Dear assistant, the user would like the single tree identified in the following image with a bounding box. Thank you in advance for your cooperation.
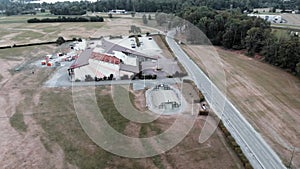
[131,12,135,17]
[142,14,148,24]
[56,36,65,45]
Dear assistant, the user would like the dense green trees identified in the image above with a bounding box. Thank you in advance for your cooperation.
[27,16,104,23]
[142,14,148,24]
[2,0,299,16]
[49,1,88,15]
[178,6,300,76]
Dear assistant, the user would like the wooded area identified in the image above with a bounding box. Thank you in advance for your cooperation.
[173,6,300,76]
[1,0,299,15]
[27,16,104,23]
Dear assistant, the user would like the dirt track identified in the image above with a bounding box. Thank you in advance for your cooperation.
[183,45,300,167]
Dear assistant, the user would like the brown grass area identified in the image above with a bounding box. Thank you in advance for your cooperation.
[0,56,242,169]
[0,16,243,169]
[184,45,300,167]
[281,14,300,26]
[153,35,174,59]
[0,22,104,46]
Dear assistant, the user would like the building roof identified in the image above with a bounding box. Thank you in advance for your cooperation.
[122,50,158,60]
[120,64,139,73]
[69,48,92,69]
[91,52,120,65]
[102,39,158,60]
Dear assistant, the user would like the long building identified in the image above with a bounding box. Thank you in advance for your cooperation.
[68,37,160,82]
[68,49,137,81]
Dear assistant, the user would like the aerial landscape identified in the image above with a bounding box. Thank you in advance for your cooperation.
[0,0,300,169]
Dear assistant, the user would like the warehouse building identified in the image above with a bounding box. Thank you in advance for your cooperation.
[68,49,136,81]
[68,37,161,81]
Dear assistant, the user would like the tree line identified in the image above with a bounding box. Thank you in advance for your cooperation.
[1,0,299,16]
[174,6,300,76]
[27,16,104,23]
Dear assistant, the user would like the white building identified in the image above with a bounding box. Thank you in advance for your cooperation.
[109,9,127,14]
[68,49,138,81]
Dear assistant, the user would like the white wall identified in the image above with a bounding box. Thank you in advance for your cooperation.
[74,59,133,81]
[114,51,138,66]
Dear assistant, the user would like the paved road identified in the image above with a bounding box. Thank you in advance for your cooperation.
[166,31,286,169]
[45,65,182,88]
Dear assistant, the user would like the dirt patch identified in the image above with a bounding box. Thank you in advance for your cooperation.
[130,89,147,111]
[281,14,300,26]
[0,42,76,169]
[153,35,174,59]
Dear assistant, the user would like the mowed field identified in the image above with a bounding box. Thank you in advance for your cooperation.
[281,14,300,26]
[0,15,105,46]
[0,16,242,168]
[183,45,300,167]
[0,14,154,47]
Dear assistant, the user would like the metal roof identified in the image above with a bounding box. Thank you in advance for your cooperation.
[120,64,139,73]
[102,39,158,60]
[69,48,92,69]
[91,52,120,65]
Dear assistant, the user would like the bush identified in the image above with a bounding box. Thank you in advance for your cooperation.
[56,36,65,45]
[85,75,94,81]
[121,75,129,80]
[199,111,209,116]
[27,16,104,23]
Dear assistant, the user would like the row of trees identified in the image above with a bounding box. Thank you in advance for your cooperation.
[27,16,104,23]
[49,1,88,15]
[175,6,300,75]
[1,0,299,16]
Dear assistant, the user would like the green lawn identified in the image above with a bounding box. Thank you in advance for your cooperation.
[272,28,290,40]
